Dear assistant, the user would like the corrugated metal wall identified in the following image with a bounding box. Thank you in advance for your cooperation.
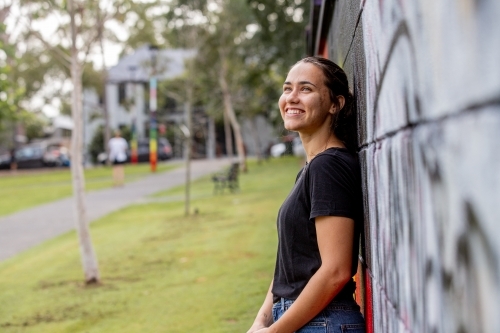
[322,1,500,332]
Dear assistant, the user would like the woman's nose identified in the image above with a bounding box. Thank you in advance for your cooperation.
[286,89,299,103]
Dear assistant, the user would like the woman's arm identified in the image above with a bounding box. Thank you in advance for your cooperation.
[247,280,275,333]
[256,216,355,333]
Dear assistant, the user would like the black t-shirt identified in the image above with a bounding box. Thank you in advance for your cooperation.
[272,148,363,302]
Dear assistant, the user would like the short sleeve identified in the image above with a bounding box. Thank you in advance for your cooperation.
[308,153,359,220]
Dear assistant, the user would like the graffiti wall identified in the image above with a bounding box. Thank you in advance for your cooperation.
[324,0,500,332]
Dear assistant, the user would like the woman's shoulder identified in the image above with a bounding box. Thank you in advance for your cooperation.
[310,147,358,167]
[307,148,361,187]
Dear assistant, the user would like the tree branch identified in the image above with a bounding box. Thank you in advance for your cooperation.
[21,11,72,68]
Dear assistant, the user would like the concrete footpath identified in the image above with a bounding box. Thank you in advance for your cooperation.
[0,158,231,262]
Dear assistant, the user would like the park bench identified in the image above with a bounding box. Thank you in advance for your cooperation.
[212,162,239,194]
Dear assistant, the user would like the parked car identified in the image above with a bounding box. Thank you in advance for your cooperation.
[270,137,305,158]
[43,144,70,167]
[14,144,46,169]
[270,142,287,157]
[292,137,306,157]
[12,143,70,169]
[137,138,173,162]
[0,152,11,170]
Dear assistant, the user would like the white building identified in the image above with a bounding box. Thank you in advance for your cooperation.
[83,44,277,161]
[105,45,196,140]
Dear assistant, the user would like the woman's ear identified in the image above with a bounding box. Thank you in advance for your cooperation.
[337,95,346,111]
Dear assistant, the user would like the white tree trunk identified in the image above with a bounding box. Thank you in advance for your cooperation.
[184,84,193,216]
[223,108,233,157]
[99,29,111,166]
[249,117,263,162]
[218,56,247,171]
[69,0,100,284]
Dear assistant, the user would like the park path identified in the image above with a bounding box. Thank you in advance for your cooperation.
[0,158,231,261]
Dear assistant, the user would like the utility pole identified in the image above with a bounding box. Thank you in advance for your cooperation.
[149,45,159,172]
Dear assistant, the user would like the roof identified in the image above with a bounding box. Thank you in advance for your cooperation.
[107,45,197,84]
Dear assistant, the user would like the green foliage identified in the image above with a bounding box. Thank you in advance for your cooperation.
[246,0,309,73]
[82,62,105,102]
[155,0,308,125]
[0,157,301,332]
[0,65,17,128]
[120,2,166,56]
[88,125,105,163]
[11,0,139,116]
[118,124,132,142]
[21,112,49,142]
[0,23,24,132]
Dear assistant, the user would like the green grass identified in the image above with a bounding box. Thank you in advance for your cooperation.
[0,157,303,333]
[0,162,180,217]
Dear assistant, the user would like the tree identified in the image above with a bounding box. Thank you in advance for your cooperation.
[163,0,309,169]
[162,2,203,215]
[1,7,53,154]
[162,0,254,171]
[0,39,18,130]
[12,0,136,284]
[246,0,309,74]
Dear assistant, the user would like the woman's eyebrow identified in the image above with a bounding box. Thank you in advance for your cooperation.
[283,80,317,87]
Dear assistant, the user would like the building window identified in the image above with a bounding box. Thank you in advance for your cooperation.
[118,83,126,104]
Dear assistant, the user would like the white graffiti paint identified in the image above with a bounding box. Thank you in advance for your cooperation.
[330,0,500,332]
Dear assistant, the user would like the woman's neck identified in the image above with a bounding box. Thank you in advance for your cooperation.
[301,132,345,163]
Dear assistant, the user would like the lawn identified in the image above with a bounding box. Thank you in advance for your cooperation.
[0,157,303,333]
[0,162,180,217]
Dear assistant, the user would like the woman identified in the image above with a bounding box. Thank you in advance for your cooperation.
[247,57,365,333]
[108,130,128,186]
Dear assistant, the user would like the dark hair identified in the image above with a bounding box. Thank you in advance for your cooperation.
[295,56,357,152]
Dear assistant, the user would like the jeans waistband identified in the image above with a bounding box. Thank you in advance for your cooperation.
[274,296,358,312]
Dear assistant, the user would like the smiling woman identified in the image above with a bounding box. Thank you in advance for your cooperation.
[247,57,365,333]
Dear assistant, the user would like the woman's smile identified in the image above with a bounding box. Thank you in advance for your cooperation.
[285,108,305,115]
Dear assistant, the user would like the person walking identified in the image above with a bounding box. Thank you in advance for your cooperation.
[108,130,128,187]
[247,57,365,333]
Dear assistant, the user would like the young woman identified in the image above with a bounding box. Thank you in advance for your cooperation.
[247,57,365,333]
[108,130,128,186]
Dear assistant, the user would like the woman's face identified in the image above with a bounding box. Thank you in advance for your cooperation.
[279,62,334,136]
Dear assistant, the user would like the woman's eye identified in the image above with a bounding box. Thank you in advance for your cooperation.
[283,87,292,92]
[301,86,311,91]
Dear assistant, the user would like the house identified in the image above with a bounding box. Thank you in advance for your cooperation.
[105,45,197,141]
[86,44,276,162]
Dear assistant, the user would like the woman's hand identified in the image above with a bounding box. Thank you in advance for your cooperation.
[247,280,275,333]
[253,328,271,333]
[246,323,267,333]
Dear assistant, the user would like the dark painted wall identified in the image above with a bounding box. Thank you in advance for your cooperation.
[324,1,500,332]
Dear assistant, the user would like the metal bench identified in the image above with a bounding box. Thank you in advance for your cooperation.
[212,162,239,194]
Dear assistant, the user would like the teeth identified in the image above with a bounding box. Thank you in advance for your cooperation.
[287,109,302,114]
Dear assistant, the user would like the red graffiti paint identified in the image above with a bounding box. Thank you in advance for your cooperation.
[365,269,374,333]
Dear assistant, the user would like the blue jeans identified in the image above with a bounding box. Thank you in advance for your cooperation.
[272,298,365,333]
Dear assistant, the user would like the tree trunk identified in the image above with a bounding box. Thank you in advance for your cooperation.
[218,55,247,172]
[249,116,263,163]
[69,0,100,284]
[223,108,233,157]
[184,84,193,216]
[206,116,215,159]
[98,26,111,166]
